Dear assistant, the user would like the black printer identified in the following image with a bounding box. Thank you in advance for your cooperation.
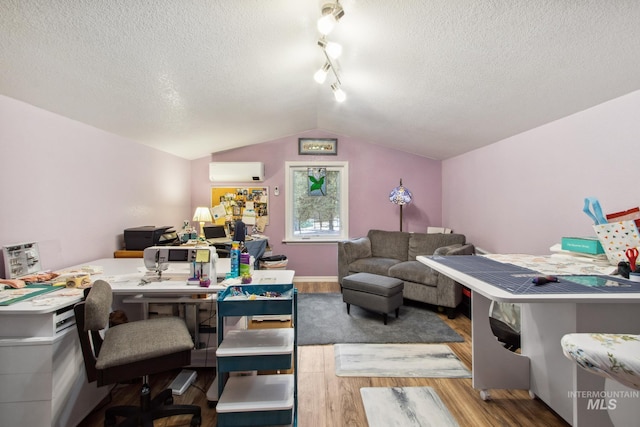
[124,226,176,250]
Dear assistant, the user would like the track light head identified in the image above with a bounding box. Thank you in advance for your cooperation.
[317,38,342,59]
[317,2,344,35]
[314,62,331,84]
[333,5,345,21]
[331,83,346,102]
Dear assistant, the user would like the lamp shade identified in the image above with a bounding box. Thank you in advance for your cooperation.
[389,179,412,232]
[193,207,213,238]
[389,180,413,205]
[192,207,213,223]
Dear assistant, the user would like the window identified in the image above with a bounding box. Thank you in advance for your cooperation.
[285,161,349,242]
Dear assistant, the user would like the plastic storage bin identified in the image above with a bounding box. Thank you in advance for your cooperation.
[259,255,288,270]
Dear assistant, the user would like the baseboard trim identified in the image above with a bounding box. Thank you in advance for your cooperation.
[293,276,338,283]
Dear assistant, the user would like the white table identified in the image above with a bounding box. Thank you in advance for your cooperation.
[74,257,294,359]
[418,255,640,427]
[0,256,294,426]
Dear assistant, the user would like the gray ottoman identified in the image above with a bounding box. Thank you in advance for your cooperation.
[342,273,404,325]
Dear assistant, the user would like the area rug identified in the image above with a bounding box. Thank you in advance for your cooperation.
[361,387,460,427]
[296,293,463,345]
[334,343,471,378]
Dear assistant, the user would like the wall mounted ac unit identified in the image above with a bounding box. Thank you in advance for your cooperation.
[209,162,264,182]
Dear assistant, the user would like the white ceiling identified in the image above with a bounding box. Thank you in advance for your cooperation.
[2,0,640,160]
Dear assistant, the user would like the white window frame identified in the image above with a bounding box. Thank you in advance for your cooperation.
[284,161,349,243]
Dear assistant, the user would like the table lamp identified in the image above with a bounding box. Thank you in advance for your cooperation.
[389,179,413,231]
[192,207,213,238]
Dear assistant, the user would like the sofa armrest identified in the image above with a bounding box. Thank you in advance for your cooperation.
[447,243,475,256]
[434,243,475,256]
[337,237,372,284]
[433,243,474,309]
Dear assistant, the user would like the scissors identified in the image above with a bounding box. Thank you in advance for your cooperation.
[626,248,638,271]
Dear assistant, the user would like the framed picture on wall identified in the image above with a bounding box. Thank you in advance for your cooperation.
[298,138,338,155]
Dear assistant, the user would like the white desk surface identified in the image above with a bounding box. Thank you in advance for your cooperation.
[0,257,295,314]
[420,253,640,427]
[417,255,640,303]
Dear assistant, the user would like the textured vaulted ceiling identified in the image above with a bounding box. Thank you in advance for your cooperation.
[2,0,640,160]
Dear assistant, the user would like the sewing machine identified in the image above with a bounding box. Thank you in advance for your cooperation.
[143,246,218,286]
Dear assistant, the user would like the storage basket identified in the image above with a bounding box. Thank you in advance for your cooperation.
[259,255,288,270]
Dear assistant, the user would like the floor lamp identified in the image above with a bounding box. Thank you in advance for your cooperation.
[389,179,413,232]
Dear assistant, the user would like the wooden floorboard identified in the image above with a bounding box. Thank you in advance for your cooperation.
[77,281,569,427]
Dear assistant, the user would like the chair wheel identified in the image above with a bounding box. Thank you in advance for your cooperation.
[191,415,202,426]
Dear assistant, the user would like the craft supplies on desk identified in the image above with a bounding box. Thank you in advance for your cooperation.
[2,241,42,279]
[230,241,240,278]
[560,236,604,255]
[626,247,638,271]
[0,284,60,306]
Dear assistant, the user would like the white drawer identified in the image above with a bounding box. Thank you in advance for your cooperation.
[0,341,52,375]
[0,401,51,427]
[0,372,53,402]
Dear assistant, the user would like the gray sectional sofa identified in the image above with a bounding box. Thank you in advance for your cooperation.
[337,229,475,317]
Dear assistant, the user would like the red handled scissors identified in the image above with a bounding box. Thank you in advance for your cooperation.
[626,248,638,271]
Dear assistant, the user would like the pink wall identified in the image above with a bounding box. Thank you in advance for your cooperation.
[5,86,637,276]
[191,131,443,277]
[442,90,639,254]
[4,87,636,277]
[0,95,192,274]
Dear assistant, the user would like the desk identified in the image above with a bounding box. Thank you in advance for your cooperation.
[0,257,294,427]
[95,257,294,366]
[418,255,640,427]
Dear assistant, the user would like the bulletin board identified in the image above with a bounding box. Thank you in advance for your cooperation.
[211,187,269,232]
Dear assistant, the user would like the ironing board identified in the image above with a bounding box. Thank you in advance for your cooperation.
[561,333,640,390]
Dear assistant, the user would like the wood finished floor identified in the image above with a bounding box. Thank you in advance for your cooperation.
[77,281,569,427]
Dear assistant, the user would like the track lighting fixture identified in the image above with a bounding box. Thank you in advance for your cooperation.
[314,1,347,102]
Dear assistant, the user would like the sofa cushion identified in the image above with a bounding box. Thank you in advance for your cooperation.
[350,257,401,276]
[368,230,410,261]
[388,260,438,287]
[408,233,466,260]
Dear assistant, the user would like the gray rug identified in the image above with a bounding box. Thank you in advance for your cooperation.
[296,293,463,345]
[334,343,471,378]
[361,387,460,427]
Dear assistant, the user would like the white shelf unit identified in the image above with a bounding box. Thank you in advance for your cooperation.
[215,285,297,427]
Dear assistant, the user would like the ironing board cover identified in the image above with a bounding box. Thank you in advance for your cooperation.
[561,333,640,390]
